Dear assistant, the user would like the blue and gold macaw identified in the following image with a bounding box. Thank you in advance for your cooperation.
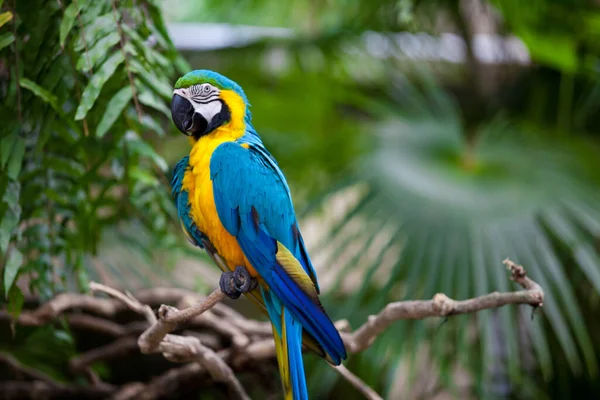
[169,70,347,399]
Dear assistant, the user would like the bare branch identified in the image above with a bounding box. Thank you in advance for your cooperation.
[0,381,115,399]
[162,288,226,324]
[331,364,383,400]
[90,281,156,323]
[69,336,139,373]
[344,259,544,353]
[3,259,544,400]
[0,353,117,398]
[65,313,129,337]
[29,292,120,321]
[110,363,202,400]
[93,285,249,400]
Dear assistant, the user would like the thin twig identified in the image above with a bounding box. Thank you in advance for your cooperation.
[90,281,156,323]
[331,364,383,400]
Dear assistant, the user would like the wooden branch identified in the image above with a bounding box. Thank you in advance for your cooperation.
[331,364,383,400]
[0,381,115,399]
[3,259,544,400]
[90,284,249,400]
[161,288,226,324]
[65,313,129,337]
[0,353,117,399]
[29,293,120,321]
[343,259,544,353]
[110,363,204,400]
[69,336,140,373]
[89,282,156,323]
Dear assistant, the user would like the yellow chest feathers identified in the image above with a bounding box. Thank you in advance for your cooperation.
[181,131,249,270]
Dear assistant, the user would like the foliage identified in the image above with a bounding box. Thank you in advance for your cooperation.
[319,81,600,397]
[2,0,600,398]
[168,1,600,398]
[0,0,190,319]
[164,0,416,33]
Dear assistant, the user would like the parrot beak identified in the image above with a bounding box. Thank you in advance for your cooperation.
[171,94,208,136]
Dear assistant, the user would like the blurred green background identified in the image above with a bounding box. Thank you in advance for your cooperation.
[2,0,600,398]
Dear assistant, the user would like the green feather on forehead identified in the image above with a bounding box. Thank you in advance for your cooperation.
[174,70,248,105]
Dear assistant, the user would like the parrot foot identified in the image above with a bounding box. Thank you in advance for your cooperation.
[233,266,258,292]
[219,266,257,299]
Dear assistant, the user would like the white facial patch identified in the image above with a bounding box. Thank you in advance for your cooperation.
[173,84,222,124]
[192,100,222,124]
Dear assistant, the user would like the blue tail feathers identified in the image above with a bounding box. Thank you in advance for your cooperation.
[285,309,308,400]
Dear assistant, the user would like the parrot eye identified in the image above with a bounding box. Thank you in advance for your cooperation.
[189,83,219,103]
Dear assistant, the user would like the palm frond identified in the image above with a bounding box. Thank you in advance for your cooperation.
[310,80,600,396]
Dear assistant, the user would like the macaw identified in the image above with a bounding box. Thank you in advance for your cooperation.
[169,70,347,400]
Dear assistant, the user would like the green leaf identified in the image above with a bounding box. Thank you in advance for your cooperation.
[7,284,24,320]
[76,32,120,72]
[0,32,15,51]
[6,137,25,180]
[138,88,170,117]
[59,2,81,48]
[74,13,115,51]
[129,59,172,99]
[0,11,12,29]
[140,114,165,136]
[0,134,16,168]
[4,247,23,295]
[0,181,20,255]
[75,52,124,120]
[96,86,133,138]
[518,31,578,73]
[129,165,159,186]
[20,78,83,134]
[42,155,85,177]
[20,78,61,112]
[125,132,168,171]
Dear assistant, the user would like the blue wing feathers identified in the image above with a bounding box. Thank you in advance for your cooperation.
[171,156,189,198]
[172,156,207,248]
[210,141,346,364]
[237,227,345,364]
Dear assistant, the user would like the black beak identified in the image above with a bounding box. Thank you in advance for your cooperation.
[171,94,208,136]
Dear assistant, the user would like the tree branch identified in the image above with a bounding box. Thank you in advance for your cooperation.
[343,259,544,353]
[90,284,249,400]
[4,259,544,400]
[331,364,383,400]
[69,336,140,373]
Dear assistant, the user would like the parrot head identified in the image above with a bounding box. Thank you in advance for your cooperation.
[170,70,250,139]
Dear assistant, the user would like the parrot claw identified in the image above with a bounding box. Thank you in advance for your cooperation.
[219,271,241,299]
[233,266,258,292]
[219,266,257,299]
